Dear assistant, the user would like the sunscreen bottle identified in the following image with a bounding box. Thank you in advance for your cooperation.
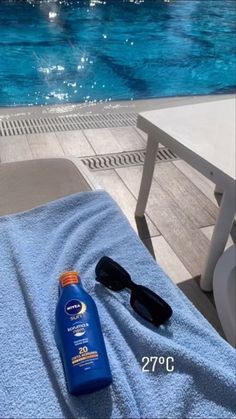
[55,271,112,395]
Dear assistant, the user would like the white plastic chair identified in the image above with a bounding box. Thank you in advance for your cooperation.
[213,244,236,348]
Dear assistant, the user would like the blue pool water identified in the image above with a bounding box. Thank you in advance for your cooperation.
[0,0,235,107]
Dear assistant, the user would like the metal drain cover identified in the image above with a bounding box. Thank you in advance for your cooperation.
[0,112,137,137]
[80,147,178,171]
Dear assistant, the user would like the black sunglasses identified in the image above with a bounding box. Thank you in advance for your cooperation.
[95,256,172,327]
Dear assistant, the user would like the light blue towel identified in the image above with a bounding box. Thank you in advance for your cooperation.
[0,191,235,419]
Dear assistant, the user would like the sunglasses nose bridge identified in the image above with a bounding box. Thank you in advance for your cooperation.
[128,280,137,291]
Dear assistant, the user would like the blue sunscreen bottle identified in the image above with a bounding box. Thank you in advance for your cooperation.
[55,271,112,395]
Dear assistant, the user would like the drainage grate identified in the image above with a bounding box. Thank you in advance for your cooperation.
[80,148,178,171]
[0,112,137,137]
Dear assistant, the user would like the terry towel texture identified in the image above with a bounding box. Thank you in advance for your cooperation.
[0,191,235,419]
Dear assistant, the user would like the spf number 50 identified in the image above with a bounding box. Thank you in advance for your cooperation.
[142,356,174,372]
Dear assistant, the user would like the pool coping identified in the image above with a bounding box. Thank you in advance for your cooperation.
[0,94,233,122]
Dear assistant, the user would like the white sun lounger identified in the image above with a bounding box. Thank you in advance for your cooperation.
[0,156,236,419]
[0,157,97,216]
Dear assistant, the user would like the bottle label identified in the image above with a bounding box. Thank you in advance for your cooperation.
[65,299,101,371]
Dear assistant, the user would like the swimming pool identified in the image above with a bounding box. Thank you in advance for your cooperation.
[0,0,235,107]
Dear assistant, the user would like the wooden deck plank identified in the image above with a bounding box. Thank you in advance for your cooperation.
[201,225,234,249]
[177,277,225,337]
[83,128,123,154]
[144,235,224,336]
[116,165,210,276]
[92,169,160,239]
[144,235,191,283]
[55,130,95,157]
[153,162,218,227]
[173,160,217,205]
[27,133,64,158]
[134,126,147,142]
[109,127,146,151]
[0,135,33,163]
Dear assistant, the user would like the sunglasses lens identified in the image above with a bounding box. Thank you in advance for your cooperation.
[95,256,131,291]
[131,297,153,322]
[131,285,172,326]
[96,270,125,291]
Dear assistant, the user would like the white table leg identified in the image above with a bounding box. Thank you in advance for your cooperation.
[135,134,159,217]
[200,188,235,292]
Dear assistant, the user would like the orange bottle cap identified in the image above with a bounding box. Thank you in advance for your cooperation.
[60,271,79,287]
